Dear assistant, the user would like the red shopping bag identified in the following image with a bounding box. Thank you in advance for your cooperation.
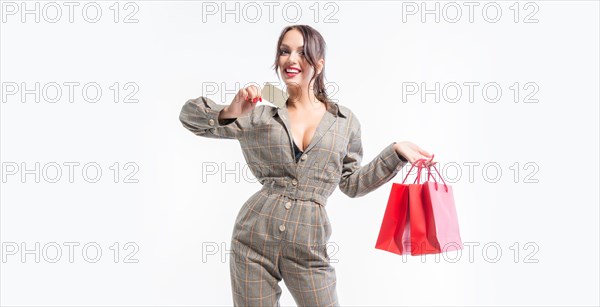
[375,157,463,256]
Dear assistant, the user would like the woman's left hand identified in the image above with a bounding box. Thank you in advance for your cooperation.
[394,141,435,167]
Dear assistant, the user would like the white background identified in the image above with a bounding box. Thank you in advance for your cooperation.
[1,1,599,306]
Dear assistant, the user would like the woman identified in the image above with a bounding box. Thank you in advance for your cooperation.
[180,25,434,306]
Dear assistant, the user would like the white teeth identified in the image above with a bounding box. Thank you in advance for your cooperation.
[286,68,300,73]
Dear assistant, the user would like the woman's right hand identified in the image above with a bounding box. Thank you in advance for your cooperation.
[393,141,435,167]
[220,85,262,119]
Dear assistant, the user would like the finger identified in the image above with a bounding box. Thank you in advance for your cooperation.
[247,86,256,97]
[418,148,432,157]
[410,157,425,165]
[240,88,249,101]
[253,85,262,102]
[418,155,432,165]
[249,86,260,103]
[426,159,438,167]
[245,87,256,102]
[420,158,435,168]
[246,87,254,101]
[424,153,434,164]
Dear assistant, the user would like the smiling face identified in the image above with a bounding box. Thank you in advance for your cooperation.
[277,29,324,91]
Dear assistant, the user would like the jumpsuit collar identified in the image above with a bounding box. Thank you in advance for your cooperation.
[272,101,346,155]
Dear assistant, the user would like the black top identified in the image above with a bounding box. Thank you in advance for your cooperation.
[293,140,304,162]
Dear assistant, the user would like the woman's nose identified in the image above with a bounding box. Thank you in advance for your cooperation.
[288,51,301,62]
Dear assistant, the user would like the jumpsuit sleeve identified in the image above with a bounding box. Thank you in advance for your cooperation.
[338,116,409,198]
[179,96,258,140]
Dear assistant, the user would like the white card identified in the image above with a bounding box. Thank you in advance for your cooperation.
[261,82,288,108]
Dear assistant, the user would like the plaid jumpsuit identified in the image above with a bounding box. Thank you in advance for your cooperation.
[179,96,408,306]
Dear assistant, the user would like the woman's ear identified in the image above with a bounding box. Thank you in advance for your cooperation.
[317,58,324,74]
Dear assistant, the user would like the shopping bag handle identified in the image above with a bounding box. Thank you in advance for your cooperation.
[426,163,449,192]
[401,159,423,184]
[401,155,434,184]
[400,155,449,192]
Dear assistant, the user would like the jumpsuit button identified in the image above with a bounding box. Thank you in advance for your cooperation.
[285,202,292,209]
[208,119,215,126]
[301,154,307,161]
[279,225,286,232]
[291,179,298,186]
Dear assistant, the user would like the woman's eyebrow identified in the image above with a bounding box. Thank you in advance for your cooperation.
[280,44,304,49]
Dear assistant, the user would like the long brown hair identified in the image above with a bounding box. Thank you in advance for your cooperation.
[272,25,335,111]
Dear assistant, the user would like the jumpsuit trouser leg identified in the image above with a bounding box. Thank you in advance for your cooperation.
[230,190,339,306]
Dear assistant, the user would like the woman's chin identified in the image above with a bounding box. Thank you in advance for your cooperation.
[283,79,305,88]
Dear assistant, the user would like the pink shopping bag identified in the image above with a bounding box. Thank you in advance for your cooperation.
[375,157,463,255]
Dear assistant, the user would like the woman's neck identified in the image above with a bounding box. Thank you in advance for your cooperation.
[285,87,322,111]
[286,98,323,111]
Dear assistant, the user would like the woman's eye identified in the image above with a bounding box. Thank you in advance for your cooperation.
[279,50,303,56]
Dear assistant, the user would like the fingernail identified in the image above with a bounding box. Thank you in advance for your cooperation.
[259,97,262,102]
[252,97,257,103]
